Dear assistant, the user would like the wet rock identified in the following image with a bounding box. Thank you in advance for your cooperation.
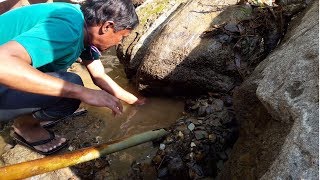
[216,34,232,43]
[208,134,217,142]
[198,106,207,116]
[195,126,206,131]
[68,145,75,151]
[224,23,239,32]
[164,136,174,144]
[191,102,200,110]
[158,167,169,178]
[223,95,233,107]
[190,142,196,147]
[205,105,215,115]
[187,117,201,125]
[194,131,209,140]
[208,119,222,127]
[176,124,187,132]
[187,123,195,131]
[178,131,184,139]
[188,163,204,179]
[167,156,184,174]
[159,144,166,150]
[212,99,224,111]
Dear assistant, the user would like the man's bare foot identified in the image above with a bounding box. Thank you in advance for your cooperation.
[13,115,67,153]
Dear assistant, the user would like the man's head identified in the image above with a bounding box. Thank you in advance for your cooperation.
[81,0,138,51]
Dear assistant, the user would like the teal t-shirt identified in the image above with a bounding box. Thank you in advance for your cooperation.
[0,3,85,72]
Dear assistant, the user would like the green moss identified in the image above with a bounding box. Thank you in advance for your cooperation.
[138,0,169,25]
[137,0,185,27]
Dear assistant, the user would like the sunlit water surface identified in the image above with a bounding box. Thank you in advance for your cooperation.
[70,49,184,178]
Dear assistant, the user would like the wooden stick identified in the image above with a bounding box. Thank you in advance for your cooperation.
[0,129,168,180]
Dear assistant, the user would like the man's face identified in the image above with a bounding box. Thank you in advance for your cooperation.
[90,23,131,52]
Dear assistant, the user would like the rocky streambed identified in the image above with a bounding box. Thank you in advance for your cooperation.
[127,94,239,179]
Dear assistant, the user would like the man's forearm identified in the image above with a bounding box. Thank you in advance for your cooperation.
[0,54,84,100]
[84,59,139,104]
[93,75,138,104]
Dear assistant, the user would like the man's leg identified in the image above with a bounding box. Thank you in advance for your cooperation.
[0,71,83,153]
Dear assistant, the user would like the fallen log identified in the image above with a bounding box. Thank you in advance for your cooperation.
[0,128,168,180]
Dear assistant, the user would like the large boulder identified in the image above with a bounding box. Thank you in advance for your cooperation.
[219,0,318,179]
[117,0,289,95]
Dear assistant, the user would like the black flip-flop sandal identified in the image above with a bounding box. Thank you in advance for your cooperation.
[41,108,88,128]
[12,131,68,155]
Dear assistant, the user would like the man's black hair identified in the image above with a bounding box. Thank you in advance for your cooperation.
[81,0,139,31]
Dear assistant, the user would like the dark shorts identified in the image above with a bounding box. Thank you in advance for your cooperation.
[0,71,83,121]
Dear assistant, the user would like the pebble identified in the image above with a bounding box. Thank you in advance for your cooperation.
[158,167,169,178]
[95,136,102,143]
[159,143,166,150]
[188,123,195,131]
[191,102,200,110]
[68,146,75,151]
[190,142,196,147]
[164,136,174,144]
[194,130,208,140]
[208,134,217,142]
[198,106,207,116]
[178,131,184,138]
[189,152,195,159]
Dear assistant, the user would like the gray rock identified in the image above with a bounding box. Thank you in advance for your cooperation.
[194,130,209,140]
[158,167,169,178]
[188,123,195,131]
[219,1,318,179]
[224,23,239,32]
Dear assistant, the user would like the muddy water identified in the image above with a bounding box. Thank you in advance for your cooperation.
[69,49,184,178]
[71,49,184,140]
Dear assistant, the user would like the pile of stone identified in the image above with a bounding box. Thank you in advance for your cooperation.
[139,94,239,179]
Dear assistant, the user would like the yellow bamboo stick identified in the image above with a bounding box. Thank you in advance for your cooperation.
[0,129,168,180]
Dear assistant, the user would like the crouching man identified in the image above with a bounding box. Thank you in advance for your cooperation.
[0,0,143,155]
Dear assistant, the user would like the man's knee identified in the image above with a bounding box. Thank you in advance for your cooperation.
[64,72,84,86]
[48,72,84,86]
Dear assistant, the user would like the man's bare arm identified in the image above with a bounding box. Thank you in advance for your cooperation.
[0,41,83,97]
[0,41,123,114]
[83,59,143,105]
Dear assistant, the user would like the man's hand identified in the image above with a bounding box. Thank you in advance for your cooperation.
[133,97,147,106]
[84,60,143,105]
[80,88,123,116]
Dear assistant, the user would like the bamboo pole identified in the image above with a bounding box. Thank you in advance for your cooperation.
[0,128,168,180]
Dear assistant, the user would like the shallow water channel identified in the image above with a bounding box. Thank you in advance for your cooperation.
[65,49,185,178]
[75,49,184,140]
